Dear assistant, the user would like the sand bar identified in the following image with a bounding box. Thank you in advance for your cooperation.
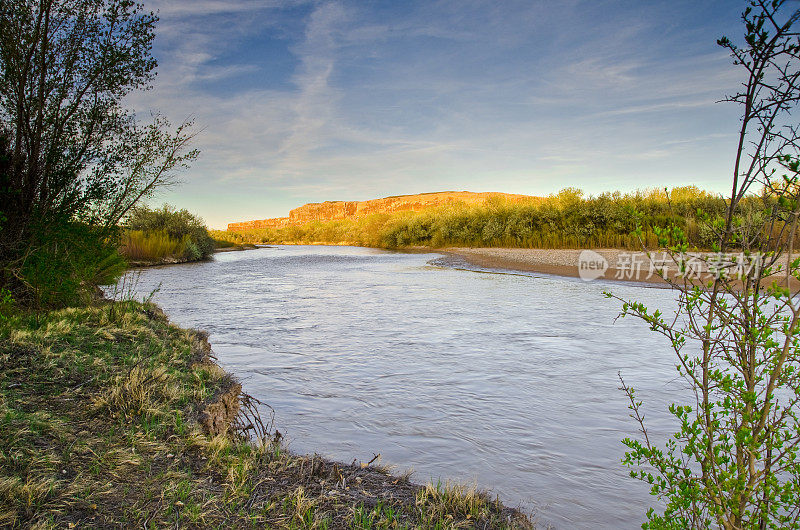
[440,247,795,287]
[441,247,664,284]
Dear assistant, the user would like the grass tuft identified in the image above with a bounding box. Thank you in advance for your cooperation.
[119,230,189,263]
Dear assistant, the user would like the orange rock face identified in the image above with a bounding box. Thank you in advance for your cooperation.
[226,191,535,232]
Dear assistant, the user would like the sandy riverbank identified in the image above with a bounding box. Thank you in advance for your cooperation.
[442,247,669,285]
[441,247,799,288]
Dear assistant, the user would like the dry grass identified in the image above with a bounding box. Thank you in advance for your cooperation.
[119,230,189,263]
[0,302,533,528]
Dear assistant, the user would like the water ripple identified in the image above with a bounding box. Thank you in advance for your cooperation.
[118,245,682,529]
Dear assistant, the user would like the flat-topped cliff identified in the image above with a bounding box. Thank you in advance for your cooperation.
[227,191,535,232]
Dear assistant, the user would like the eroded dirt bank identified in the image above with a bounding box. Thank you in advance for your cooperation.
[0,301,532,528]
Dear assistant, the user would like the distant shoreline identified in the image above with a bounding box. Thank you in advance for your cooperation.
[213,243,264,253]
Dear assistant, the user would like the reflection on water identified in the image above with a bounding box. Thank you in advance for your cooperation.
[117,245,683,528]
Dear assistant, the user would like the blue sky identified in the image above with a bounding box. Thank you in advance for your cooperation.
[132,0,745,228]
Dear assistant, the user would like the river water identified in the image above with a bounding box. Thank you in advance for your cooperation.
[117,245,684,528]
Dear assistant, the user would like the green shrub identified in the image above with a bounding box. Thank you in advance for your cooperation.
[184,238,201,261]
[14,219,126,307]
[0,288,14,321]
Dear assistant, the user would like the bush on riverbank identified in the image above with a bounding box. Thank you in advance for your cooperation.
[220,186,779,250]
[0,300,532,528]
[121,205,215,264]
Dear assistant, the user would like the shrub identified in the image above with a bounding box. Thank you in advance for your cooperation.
[14,218,126,307]
[0,288,14,321]
[614,4,800,527]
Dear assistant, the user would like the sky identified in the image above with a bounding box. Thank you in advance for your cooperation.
[130,0,747,229]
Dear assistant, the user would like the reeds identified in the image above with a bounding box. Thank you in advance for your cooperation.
[118,230,189,262]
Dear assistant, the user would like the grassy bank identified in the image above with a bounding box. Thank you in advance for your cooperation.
[0,301,531,528]
[215,187,782,251]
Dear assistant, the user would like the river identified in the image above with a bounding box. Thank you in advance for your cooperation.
[116,245,683,528]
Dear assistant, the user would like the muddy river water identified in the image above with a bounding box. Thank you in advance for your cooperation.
[118,245,685,528]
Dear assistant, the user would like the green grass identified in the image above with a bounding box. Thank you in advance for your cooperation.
[0,302,532,528]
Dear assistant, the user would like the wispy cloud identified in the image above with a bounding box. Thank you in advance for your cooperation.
[148,0,285,17]
[278,2,347,173]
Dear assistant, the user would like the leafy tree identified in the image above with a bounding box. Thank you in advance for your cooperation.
[612,2,800,527]
[0,0,197,305]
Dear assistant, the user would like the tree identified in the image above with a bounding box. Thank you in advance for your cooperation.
[0,0,197,304]
[612,2,800,527]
